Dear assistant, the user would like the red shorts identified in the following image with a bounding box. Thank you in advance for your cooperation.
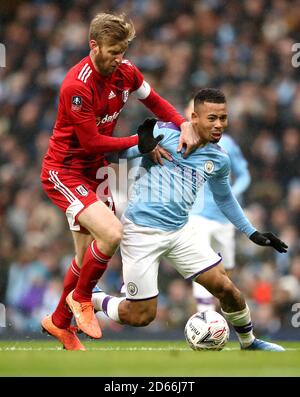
[40,167,115,232]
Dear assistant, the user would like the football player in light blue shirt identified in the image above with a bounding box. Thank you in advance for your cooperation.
[184,98,251,312]
[124,122,253,235]
[93,88,287,351]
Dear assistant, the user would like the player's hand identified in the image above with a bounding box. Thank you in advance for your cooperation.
[249,231,288,253]
[177,121,200,158]
[137,118,164,154]
[149,145,173,165]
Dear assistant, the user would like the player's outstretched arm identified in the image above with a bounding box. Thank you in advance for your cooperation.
[137,118,173,165]
[249,231,288,253]
[105,118,164,163]
[229,139,251,196]
[137,118,164,154]
[209,176,288,253]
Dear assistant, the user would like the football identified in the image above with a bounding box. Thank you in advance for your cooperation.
[184,310,230,351]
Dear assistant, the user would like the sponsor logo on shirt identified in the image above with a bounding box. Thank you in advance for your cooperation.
[71,96,82,111]
[96,110,122,126]
[75,185,88,196]
[108,90,116,99]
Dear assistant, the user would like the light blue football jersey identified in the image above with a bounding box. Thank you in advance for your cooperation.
[190,134,251,223]
[122,122,255,237]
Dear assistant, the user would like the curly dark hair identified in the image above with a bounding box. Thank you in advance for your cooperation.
[194,88,226,106]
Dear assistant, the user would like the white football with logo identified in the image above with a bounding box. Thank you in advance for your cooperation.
[184,310,230,351]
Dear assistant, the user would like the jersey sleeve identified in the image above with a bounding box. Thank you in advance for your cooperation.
[62,83,96,125]
[107,121,170,163]
[74,120,138,154]
[228,139,251,197]
[61,82,138,154]
[208,158,256,237]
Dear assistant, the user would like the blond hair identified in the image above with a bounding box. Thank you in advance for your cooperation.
[89,13,135,45]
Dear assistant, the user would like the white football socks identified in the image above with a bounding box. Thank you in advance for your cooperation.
[221,304,255,347]
[92,291,106,311]
[92,291,125,323]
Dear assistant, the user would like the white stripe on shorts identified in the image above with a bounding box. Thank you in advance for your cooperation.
[48,170,77,203]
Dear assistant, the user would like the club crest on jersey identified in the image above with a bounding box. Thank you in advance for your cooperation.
[122,89,129,103]
[127,282,138,296]
[72,96,82,111]
[204,160,214,174]
[75,185,88,196]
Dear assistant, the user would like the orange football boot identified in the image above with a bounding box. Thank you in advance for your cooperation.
[41,315,86,351]
[66,290,102,339]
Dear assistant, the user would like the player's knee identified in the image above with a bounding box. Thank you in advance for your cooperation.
[95,223,123,249]
[107,226,123,249]
[112,224,123,246]
[74,253,85,268]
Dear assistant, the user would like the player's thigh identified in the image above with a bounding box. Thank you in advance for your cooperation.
[78,200,122,244]
[120,217,167,300]
[71,230,93,267]
[167,222,221,281]
[212,223,235,269]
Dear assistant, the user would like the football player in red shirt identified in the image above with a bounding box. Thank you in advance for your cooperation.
[41,13,200,350]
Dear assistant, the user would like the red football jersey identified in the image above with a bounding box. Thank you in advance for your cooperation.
[43,56,144,174]
[43,55,185,179]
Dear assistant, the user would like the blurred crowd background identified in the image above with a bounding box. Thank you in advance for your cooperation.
[0,0,300,338]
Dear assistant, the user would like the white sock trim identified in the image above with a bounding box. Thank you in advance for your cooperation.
[221,304,255,347]
[92,292,107,312]
[106,297,125,323]
[221,304,250,324]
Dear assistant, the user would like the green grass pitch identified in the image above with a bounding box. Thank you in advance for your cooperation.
[0,340,299,377]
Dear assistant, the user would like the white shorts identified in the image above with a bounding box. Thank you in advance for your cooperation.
[188,215,235,269]
[120,216,221,300]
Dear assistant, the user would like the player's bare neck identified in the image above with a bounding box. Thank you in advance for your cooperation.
[196,142,208,150]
